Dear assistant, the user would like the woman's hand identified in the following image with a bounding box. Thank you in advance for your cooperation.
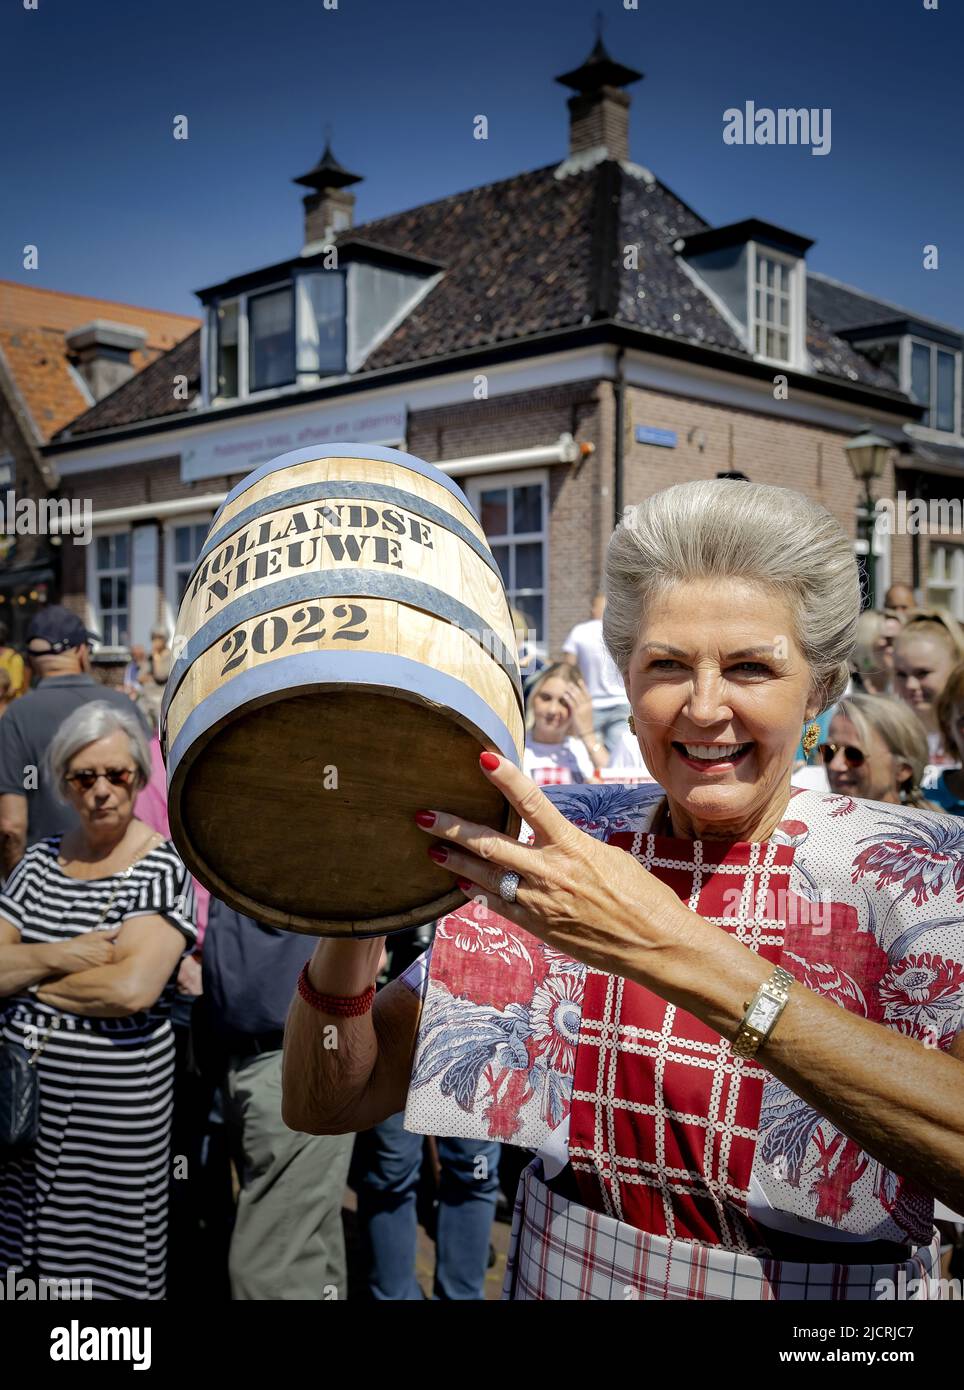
[176,953,203,997]
[51,928,121,975]
[416,753,695,987]
[560,676,594,738]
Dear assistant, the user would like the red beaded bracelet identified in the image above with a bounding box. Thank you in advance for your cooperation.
[297,962,376,1017]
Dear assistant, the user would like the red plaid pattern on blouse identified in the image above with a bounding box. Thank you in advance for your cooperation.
[529,765,575,788]
[502,1161,944,1301]
[569,831,796,1252]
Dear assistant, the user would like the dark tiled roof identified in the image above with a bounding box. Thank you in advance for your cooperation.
[56,162,923,441]
[361,164,600,367]
[61,329,200,436]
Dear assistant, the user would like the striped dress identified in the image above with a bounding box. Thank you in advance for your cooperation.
[0,836,196,1300]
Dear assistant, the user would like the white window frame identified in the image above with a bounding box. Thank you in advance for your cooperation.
[926,542,964,621]
[88,528,131,648]
[209,279,299,405]
[162,514,216,634]
[747,243,807,372]
[466,468,549,648]
[901,335,962,439]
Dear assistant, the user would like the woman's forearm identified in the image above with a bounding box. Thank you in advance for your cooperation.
[0,942,67,998]
[634,907,964,1212]
[282,937,417,1135]
[35,963,135,1017]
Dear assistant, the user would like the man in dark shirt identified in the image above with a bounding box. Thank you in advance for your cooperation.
[201,897,356,1300]
[0,606,146,871]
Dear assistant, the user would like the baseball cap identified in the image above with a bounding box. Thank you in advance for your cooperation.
[26,606,100,655]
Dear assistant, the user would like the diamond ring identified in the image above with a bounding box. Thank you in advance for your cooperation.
[498,870,521,904]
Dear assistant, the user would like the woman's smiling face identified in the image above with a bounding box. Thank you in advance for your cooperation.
[624,577,819,840]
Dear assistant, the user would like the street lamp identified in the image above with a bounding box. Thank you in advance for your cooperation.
[844,430,892,609]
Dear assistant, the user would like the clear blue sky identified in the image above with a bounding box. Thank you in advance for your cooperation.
[2,0,961,325]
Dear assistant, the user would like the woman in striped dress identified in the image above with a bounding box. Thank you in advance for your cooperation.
[0,701,196,1300]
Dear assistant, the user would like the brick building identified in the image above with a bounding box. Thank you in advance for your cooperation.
[15,39,964,655]
[0,282,198,642]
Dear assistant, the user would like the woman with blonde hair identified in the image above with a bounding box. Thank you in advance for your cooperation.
[851,609,901,695]
[821,693,936,810]
[522,662,608,786]
[286,477,964,1303]
[894,609,964,764]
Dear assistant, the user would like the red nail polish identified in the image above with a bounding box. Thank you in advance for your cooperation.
[457,878,474,892]
[428,846,448,863]
[414,811,436,828]
[479,752,500,772]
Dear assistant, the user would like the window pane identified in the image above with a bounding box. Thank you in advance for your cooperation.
[218,300,239,396]
[115,576,128,610]
[491,544,510,586]
[114,532,129,569]
[515,542,542,590]
[778,295,790,327]
[249,287,295,391]
[96,535,110,569]
[99,576,112,610]
[194,523,209,551]
[911,342,932,423]
[936,350,956,432]
[514,594,543,643]
[513,485,542,535]
[298,271,346,376]
[175,526,191,566]
[480,489,509,536]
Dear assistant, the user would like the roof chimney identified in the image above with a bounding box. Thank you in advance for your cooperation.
[293,140,363,254]
[555,37,643,162]
[65,320,147,401]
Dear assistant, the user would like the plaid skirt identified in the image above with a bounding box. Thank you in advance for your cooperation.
[502,1161,945,1301]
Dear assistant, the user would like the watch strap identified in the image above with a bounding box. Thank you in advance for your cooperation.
[731,964,795,1059]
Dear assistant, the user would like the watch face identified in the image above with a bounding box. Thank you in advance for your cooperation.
[749,996,782,1032]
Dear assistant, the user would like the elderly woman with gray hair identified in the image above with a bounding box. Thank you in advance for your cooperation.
[285,479,964,1302]
[0,701,196,1300]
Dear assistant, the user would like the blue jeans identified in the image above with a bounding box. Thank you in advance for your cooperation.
[353,1111,500,1300]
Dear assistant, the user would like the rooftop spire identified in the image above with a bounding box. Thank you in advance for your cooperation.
[293,138,363,193]
[555,37,643,163]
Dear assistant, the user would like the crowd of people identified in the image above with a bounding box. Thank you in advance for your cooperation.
[0,494,962,1301]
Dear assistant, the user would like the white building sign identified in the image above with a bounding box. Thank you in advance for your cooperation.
[181,398,407,482]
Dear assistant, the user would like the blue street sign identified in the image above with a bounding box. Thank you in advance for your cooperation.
[634,425,678,448]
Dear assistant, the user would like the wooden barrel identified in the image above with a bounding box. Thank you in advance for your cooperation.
[161,444,525,936]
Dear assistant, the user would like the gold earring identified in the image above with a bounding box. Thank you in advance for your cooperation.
[802,721,820,756]
[628,714,636,735]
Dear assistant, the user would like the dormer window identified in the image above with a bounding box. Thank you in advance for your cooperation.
[909,338,958,432]
[675,219,812,373]
[199,240,439,406]
[840,320,962,438]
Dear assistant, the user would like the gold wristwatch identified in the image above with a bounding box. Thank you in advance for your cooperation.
[731,965,795,1059]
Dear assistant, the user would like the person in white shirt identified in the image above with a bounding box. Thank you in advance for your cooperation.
[562,594,631,752]
[523,663,608,786]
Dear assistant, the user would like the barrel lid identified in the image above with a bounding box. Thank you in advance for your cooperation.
[211,444,479,527]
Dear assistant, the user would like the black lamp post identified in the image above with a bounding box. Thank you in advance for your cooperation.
[844,431,892,609]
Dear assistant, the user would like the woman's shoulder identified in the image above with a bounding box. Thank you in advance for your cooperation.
[784,787,964,848]
[541,780,663,839]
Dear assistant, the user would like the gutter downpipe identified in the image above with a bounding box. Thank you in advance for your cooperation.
[613,345,626,530]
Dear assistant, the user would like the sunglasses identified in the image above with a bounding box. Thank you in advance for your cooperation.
[65,768,137,791]
[818,742,866,769]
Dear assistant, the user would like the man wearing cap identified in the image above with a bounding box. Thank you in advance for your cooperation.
[0,606,149,873]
